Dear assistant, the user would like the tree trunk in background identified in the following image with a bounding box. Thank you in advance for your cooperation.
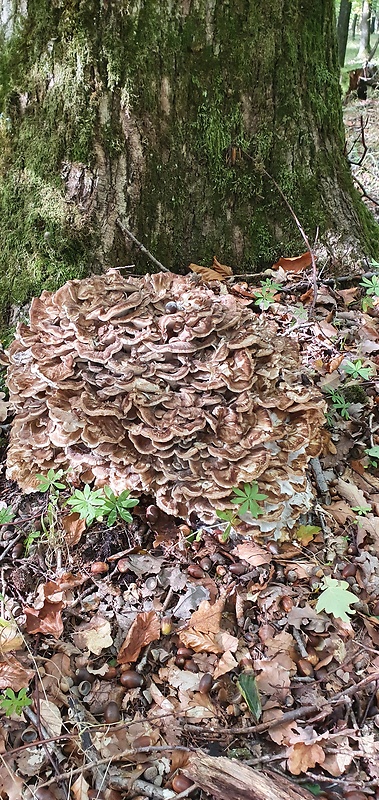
[0,0,377,322]
[358,0,372,57]
[352,12,358,37]
[337,0,352,65]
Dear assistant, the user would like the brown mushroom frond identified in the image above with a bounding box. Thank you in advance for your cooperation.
[6,270,325,537]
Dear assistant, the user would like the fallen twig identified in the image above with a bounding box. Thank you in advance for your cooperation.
[117,219,170,273]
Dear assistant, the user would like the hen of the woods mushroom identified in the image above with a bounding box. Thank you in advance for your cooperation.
[6,270,325,539]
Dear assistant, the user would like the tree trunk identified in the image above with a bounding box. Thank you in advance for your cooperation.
[358,0,372,57]
[352,12,358,37]
[337,0,352,65]
[0,0,377,323]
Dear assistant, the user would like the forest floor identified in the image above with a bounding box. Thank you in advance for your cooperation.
[0,96,378,800]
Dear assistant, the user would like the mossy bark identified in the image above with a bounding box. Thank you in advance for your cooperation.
[0,0,377,321]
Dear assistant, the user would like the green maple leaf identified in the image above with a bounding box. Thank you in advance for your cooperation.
[315,576,358,623]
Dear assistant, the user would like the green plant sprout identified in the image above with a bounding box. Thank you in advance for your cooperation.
[253,279,282,310]
[66,484,139,527]
[99,487,139,526]
[66,484,106,526]
[0,506,14,525]
[0,688,32,717]
[36,468,66,493]
[216,482,268,542]
[351,505,371,517]
[24,529,42,555]
[324,388,351,421]
[231,482,268,518]
[365,445,379,468]
[360,274,379,312]
[342,359,374,380]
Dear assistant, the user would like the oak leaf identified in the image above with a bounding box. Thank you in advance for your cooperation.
[287,741,325,774]
[24,581,65,638]
[118,610,161,663]
[72,614,113,656]
[0,655,34,691]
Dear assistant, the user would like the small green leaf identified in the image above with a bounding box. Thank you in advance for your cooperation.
[0,507,14,525]
[315,576,358,623]
[237,671,262,721]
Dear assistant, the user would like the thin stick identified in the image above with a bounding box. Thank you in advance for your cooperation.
[117,219,170,273]
[184,671,379,737]
[261,167,318,315]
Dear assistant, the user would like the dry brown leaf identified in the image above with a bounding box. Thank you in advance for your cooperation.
[287,741,325,775]
[255,659,291,700]
[39,698,62,737]
[232,542,272,567]
[118,610,161,663]
[326,353,345,373]
[24,581,66,638]
[262,708,301,745]
[272,251,312,273]
[61,512,86,546]
[179,630,221,653]
[0,624,24,653]
[336,287,358,306]
[188,255,233,282]
[326,500,354,525]
[0,655,34,691]
[322,747,354,776]
[185,598,224,634]
[0,762,23,800]
[213,650,238,679]
[72,614,113,655]
[336,477,368,508]
[71,775,90,800]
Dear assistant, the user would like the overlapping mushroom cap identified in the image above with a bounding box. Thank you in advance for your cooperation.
[6,270,325,537]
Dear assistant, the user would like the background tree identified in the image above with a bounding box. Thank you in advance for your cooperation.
[0,0,377,323]
[337,0,352,64]
[358,0,372,56]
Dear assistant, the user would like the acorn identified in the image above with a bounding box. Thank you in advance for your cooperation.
[120,670,143,689]
[199,673,213,694]
[35,790,58,800]
[172,774,194,793]
[229,563,247,575]
[103,701,121,723]
[176,647,193,658]
[187,564,204,578]
[184,659,199,673]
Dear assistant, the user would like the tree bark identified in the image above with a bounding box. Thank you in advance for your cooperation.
[337,0,352,65]
[352,12,358,37]
[183,754,313,800]
[358,0,372,57]
[0,0,377,322]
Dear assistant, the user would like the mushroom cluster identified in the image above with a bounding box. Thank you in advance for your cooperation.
[6,270,325,536]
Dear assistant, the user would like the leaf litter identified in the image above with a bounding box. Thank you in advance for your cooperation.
[3,258,379,798]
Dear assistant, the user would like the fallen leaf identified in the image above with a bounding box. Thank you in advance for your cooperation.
[0,762,23,800]
[272,252,312,273]
[24,581,66,638]
[189,256,233,282]
[61,512,86,546]
[72,615,113,656]
[336,477,368,509]
[213,650,238,679]
[232,542,272,567]
[0,655,34,691]
[336,287,358,306]
[71,775,90,800]
[118,610,161,663]
[39,698,62,737]
[322,747,354,776]
[287,741,325,774]
[0,623,24,653]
